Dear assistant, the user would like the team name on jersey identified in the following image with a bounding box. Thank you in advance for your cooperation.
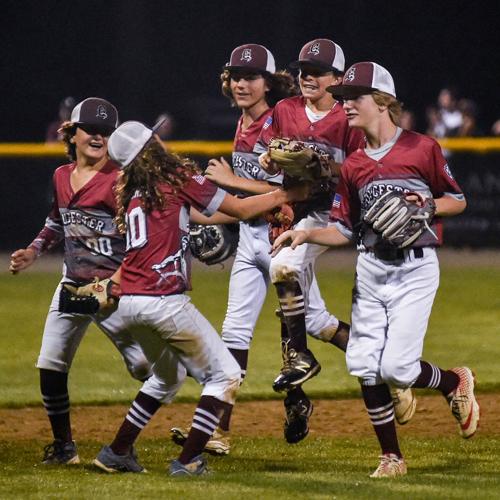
[232,153,261,178]
[61,210,105,231]
[362,184,409,211]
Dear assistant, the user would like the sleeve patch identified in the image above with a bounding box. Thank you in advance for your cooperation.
[192,174,206,185]
[263,116,273,130]
[332,193,342,208]
[443,163,455,180]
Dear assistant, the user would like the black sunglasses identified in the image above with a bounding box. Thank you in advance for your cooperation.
[77,124,114,137]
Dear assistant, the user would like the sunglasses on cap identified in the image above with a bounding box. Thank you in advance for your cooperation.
[77,123,114,137]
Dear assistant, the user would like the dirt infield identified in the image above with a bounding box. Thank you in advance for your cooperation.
[1,394,498,442]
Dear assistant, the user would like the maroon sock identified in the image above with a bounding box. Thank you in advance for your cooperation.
[218,348,248,432]
[110,391,161,455]
[275,281,307,352]
[412,361,460,396]
[40,369,72,443]
[329,320,350,352]
[179,395,231,464]
[361,384,402,457]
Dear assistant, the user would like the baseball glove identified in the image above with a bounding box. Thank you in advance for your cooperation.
[267,138,331,181]
[59,278,120,314]
[263,203,294,244]
[189,224,239,266]
[363,191,437,248]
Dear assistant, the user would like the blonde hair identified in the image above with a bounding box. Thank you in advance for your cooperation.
[221,69,298,107]
[114,140,200,234]
[372,91,403,126]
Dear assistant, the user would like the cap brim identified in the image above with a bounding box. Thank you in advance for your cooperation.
[289,60,339,73]
[222,64,269,74]
[326,84,377,99]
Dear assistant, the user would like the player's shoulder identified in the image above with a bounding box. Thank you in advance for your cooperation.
[274,95,303,112]
[399,129,439,151]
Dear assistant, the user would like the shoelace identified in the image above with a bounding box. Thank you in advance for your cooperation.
[450,394,469,419]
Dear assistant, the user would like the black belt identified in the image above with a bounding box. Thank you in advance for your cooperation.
[370,247,424,262]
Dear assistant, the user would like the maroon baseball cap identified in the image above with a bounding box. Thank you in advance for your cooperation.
[224,44,276,73]
[290,38,345,73]
[327,62,396,99]
[70,97,119,131]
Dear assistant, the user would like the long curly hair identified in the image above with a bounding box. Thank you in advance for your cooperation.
[114,139,200,234]
[221,69,298,108]
[58,121,77,161]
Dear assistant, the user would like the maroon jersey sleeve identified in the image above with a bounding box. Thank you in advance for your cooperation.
[179,174,226,214]
[254,106,281,154]
[28,171,65,256]
[427,139,464,199]
[329,162,360,240]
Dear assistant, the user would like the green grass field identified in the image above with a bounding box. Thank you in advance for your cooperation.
[1,262,499,498]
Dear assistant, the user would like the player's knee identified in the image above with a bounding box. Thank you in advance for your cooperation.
[270,263,299,284]
[380,358,415,387]
[128,360,153,381]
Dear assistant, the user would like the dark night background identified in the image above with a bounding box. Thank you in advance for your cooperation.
[1,0,499,141]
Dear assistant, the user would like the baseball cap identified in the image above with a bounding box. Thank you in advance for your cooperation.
[70,97,119,131]
[327,62,396,99]
[290,39,345,73]
[224,43,276,74]
[108,118,166,168]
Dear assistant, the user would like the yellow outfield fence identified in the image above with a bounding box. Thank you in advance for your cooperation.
[0,137,500,158]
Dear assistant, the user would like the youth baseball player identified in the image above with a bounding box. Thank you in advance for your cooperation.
[254,38,364,412]
[90,120,309,475]
[9,98,152,465]
[272,62,480,478]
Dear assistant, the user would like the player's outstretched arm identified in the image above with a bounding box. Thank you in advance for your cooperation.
[9,248,37,274]
[271,226,350,255]
[190,207,239,225]
[205,157,276,195]
[218,183,308,221]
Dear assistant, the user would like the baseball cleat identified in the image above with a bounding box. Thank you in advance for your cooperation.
[370,453,407,478]
[93,445,146,473]
[272,349,321,392]
[170,454,209,476]
[170,426,231,455]
[284,393,313,444]
[391,387,417,425]
[447,367,480,439]
[42,439,80,465]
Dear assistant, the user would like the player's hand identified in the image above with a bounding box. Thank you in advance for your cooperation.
[270,229,310,256]
[205,157,235,188]
[258,152,281,175]
[9,248,37,274]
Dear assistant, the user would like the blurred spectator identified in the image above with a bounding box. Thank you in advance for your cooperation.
[399,110,416,131]
[457,98,482,136]
[45,96,76,143]
[491,119,500,136]
[154,111,175,140]
[426,87,463,138]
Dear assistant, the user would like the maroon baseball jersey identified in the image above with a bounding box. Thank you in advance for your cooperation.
[120,174,226,295]
[29,161,125,282]
[254,95,364,214]
[231,108,282,196]
[330,130,464,248]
